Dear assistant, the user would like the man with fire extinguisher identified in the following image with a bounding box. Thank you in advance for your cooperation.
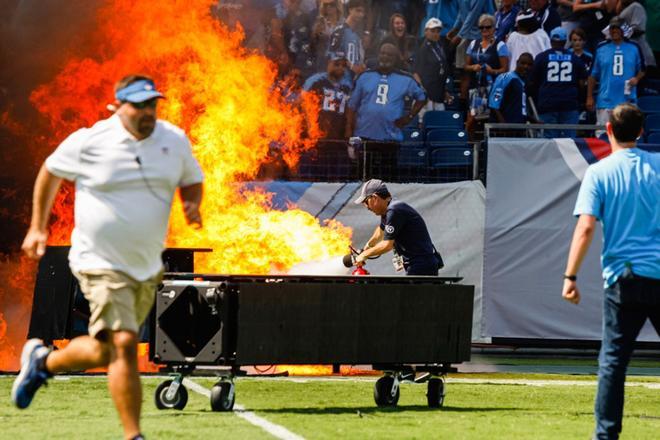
[353,179,444,275]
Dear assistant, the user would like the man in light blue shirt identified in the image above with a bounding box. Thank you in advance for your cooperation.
[562,103,660,440]
[346,43,427,180]
[587,17,645,132]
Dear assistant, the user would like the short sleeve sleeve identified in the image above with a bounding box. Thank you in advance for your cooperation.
[178,135,204,187]
[407,76,427,101]
[44,129,88,181]
[497,41,510,58]
[383,208,406,241]
[573,166,603,220]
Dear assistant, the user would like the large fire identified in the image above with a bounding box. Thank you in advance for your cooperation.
[0,0,352,371]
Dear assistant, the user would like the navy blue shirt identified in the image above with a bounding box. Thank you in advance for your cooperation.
[381,199,437,268]
[488,71,527,123]
[532,48,587,113]
[303,72,353,140]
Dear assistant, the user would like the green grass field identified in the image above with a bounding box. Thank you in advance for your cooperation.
[1,374,660,439]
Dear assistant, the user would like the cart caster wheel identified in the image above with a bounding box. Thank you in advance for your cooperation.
[211,381,235,412]
[155,380,188,410]
[374,376,400,407]
[426,378,445,408]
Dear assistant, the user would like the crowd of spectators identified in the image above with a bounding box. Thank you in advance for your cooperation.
[215,0,660,180]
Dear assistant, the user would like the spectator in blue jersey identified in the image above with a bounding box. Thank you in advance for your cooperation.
[495,0,521,42]
[414,18,451,119]
[329,0,368,76]
[530,0,562,36]
[562,103,660,440]
[283,0,316,79]
[420,0,459,38]
[303,51,353,141]
[531,27,588,138]
[447,0,496,108]
[465,14,510,134]
[311,0,345,72]
[587,17,644,133]
[353,179,445,276]
[488,52,535,131]
[302,51,353,179]
[346,43,427,180]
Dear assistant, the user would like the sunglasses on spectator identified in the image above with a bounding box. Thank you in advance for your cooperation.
[127,99,158,109]
[479,25,493,30]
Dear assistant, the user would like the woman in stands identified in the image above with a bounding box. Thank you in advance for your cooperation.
[373,13,418,71]
[464,14,510,138]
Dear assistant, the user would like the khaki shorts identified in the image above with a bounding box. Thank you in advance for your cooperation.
[73,269,163,338]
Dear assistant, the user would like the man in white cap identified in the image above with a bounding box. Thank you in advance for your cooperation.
[414,18,452,119]
[353,179,443,276]
[13,74,204,440]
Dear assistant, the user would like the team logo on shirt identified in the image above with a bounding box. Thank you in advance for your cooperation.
[161,147,169,155]
[385,225,395,234]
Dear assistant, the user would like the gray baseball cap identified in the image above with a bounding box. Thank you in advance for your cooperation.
[354,179,389,204]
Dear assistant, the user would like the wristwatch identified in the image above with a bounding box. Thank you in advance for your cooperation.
[563,274,577,281]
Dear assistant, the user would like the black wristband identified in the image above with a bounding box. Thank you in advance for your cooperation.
[563,274,577,281]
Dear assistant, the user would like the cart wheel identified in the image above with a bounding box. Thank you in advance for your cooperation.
[374,376,400,407]
[210,381,235,412]
[426,378,444,408]
[155,380,188,410]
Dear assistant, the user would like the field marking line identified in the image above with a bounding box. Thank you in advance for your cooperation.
[182,378,306,440]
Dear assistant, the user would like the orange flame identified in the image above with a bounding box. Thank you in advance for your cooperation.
[29,0,352,272]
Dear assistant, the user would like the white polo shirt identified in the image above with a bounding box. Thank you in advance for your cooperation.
[45,114,204,281]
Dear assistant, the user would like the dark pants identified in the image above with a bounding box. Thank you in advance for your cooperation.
[359,140,400,181]
[594,274,660,439]
[405,260,439,276]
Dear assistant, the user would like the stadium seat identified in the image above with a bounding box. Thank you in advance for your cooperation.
[398,146,429,167]
[426,128,468,143]
[637,143,660,153]
[422,111,464,129]
[429,144,473,167]
[402,128,424,144]
[637,96,660,113]
[646,132,660,144]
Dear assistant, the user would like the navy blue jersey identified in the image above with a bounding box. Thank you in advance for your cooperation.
[303,72,353,140]
[568,49,594,72]
[532,48,587,113]
[381,199,437,266]
[488,71,527,123]
[328,23,364,67]
[348,69,426,141]
[591,40,644,109]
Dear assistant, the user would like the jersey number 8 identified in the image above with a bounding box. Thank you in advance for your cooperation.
[612,54,624,76]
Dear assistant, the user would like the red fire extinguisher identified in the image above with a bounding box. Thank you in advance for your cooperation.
[352,263,370,276]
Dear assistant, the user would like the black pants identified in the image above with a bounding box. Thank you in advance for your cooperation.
[359,139,399,181]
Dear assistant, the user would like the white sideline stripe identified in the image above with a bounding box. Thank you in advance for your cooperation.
[556,137,589,181]
[10,374,660,390]
[182,378,305,440]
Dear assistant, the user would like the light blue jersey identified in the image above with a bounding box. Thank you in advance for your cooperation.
[591,41,643,109]
[348,70,426,142]
[574,148,660,287]
[421,0,459,37]
[328,24,364,67]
